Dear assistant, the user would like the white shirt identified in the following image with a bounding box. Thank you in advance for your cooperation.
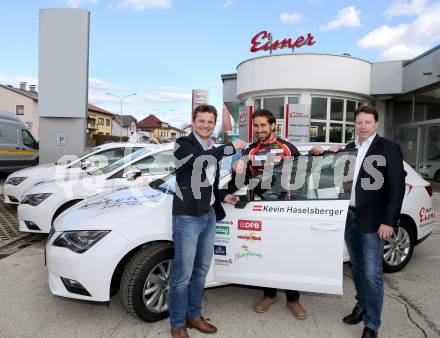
[194,132,216,206]
[350,133,376,207]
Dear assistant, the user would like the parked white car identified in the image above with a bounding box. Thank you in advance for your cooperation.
[3,142,149,204]
[46,146,434,322]
[18,144,175,233]
[419,154,440,180]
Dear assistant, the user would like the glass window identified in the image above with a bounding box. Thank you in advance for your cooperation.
[263,97,284,119]
[106,119,110,126]
[393,128,418,168]
[288,97,299,104]
[414,87,440,121]
[330,98,343,121]
[311,97,327,120]
[346,100,356,122]
[345,124,355,143]
[123,150,175,176]
[21,129,37,149]
[392,98,413,125]
[254,99,261,111]
[309,122,326,142]
[248,151,356,201]
[330,123,343,143]
[0,126,19,144]
[16,105,24,115]
[98,118,104,125]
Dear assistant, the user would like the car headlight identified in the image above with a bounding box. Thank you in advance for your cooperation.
[5,177,27,186]
[21,193,52,206]
[52,230,110,253]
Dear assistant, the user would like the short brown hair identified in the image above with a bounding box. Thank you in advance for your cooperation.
[192,104,217,122]
[355,105,378,122]
[252,109,276,125]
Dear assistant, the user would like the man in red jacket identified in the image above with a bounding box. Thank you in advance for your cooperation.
[231,109,307,320]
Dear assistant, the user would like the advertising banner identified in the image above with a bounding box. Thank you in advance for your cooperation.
[287,104,311,143]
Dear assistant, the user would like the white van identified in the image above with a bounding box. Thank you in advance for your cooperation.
[0,111,39,172]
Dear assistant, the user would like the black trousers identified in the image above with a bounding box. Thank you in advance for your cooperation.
[263,287,300,302]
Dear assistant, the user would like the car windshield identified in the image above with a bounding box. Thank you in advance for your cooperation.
[55,147,102,166]
[149,155,239,194]
[98,147,154,175]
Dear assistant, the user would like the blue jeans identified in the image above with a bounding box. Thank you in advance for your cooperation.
[168,211,216,327]
[345,209,385,331]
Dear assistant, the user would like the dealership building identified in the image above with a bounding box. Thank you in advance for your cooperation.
[222,42,440,175]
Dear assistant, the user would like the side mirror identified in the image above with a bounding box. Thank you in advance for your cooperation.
[124,168,142,181]
[81,159,92,170]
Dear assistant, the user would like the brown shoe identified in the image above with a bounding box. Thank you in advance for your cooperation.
[171,326,190,338]
[186,316,217,334]
[287,301,307,320]
[254,297,277,313]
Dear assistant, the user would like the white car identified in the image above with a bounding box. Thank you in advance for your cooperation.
[18,144,175,233]
[3,142,149,204]
[419,154,440,180]
[46,148,434,322]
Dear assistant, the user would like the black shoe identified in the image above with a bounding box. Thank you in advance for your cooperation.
[342,305,366,325]
[361,327,378,338]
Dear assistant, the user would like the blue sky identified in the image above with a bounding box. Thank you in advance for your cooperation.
[1,0,440,129]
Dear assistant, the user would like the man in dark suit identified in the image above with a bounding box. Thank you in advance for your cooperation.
[331,106,405,338]
[169,104,245,338]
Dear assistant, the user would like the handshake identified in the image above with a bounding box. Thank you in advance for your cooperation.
[232,139,246,150]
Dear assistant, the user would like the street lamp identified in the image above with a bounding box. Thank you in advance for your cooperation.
[106,92,137,142]
[152,109,174,121]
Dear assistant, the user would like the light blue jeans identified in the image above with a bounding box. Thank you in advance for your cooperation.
[345,209,385,330]
[168,211,216,327]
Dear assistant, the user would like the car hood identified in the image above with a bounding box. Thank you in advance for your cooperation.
[53,185,172,232]
[8,162,56,178]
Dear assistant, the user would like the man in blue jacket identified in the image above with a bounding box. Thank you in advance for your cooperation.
[169,104,245,338]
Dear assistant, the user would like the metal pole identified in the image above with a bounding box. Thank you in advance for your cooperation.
[119,98,123,142]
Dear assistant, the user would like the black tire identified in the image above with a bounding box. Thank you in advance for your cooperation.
[383,220,415,273]
[120,242,174,322]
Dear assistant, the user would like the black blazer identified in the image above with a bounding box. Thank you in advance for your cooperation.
[172,133,235,221]
[346,135,405,233]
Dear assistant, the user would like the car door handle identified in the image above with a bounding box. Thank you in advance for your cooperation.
[311,224,343,231]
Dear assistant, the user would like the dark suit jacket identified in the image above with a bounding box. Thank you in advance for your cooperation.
[346,135,405,233]
[172,132,235,221]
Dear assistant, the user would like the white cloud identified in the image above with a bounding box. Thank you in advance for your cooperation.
[118,0,171,11]
[136,86,191,103]
[280,12,303,24]
[384,0,426,18]
[358,2,440,60]
[88,77,122,90]
[223,0,232,8]
[0,74,38,87]
[67,0,98,8]
[321,6,361,30]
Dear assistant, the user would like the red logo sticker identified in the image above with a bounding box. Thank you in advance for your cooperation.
[252,205,263,211]
[238,220,262,231]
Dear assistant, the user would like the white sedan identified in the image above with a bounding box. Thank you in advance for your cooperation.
[3,142,149,204]
[46,148,434,322]
[18,144,175,233]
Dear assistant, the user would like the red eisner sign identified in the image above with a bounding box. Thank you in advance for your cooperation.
[250,31,316,53]
[238,219,262,231]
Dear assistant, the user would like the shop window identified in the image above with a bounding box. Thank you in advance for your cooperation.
[263,97,284,119]
[330,123,343,143]
[288,97,299,105]
[346,100,356,122]
[311,97,327,120]
[392,98,413,125]
[309,122,326,142]
[330,99,343,121]
[254,99,261,111]
[414,87,440,122]
[345,125,355,143]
